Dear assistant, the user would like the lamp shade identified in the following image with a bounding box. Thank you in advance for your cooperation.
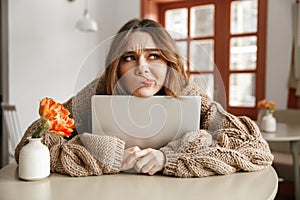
[76,9,98,32]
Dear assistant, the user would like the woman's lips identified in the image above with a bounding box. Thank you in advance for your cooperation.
[142,79,155,86]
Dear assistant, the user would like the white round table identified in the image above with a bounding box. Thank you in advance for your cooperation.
[0,163,278,200]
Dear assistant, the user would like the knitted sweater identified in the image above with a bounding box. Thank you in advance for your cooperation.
[14,78,273,177]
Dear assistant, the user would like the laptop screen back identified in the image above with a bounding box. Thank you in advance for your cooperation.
[91,95,201,149]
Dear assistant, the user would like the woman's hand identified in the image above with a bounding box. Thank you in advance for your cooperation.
[134,148,166,175]
[122,147,166,175]
[121,146,141,171]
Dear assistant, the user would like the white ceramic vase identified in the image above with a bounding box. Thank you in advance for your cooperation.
[18,137,50,181]
[260,113,277,132]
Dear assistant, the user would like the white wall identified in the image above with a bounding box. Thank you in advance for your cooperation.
[8,0,140,133]
[266,0,294,109]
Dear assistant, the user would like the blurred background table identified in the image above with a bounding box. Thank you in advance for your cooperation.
[261,122,300,200]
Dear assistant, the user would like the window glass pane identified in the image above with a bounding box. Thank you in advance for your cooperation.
[165,8,188,39]
[229,73,255,107]
[191,74,214,99]
[230,36,257,70]
[176,41,188,71]
[190,40,214,72]
[190,5,215,37]
[231,0,258,34]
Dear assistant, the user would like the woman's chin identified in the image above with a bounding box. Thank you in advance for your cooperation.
[132,87,160,98]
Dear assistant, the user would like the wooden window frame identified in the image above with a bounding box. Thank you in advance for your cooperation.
[141,0,267,119]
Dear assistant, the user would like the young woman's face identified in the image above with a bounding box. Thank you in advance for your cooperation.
[118,31,168,97]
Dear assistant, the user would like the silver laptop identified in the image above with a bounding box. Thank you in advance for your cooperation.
[91,95,201,149]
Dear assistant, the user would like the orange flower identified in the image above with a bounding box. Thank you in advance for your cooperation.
[32,97,75,138]
[268,102,277,110]
[257,99,268,108]
[257,99,277,114]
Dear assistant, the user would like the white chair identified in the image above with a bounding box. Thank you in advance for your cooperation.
[1,104,22,163]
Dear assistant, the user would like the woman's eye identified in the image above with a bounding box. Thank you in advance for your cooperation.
[149,54,160,60]
[123,55,135,61]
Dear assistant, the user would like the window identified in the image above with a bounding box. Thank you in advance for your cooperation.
[141,0,267,119]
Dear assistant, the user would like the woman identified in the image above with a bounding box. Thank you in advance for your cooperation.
[15,19,273,177]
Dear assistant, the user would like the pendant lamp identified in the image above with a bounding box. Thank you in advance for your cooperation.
[75,0,98,32]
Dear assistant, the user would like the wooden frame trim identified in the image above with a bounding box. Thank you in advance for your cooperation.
[141,0,268,119]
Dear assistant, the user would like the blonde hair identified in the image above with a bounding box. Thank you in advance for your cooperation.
[103,18,188,97]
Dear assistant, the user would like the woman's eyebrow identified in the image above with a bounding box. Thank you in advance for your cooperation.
[123,48,160,55]
[122,51,136,55]
[144,48,160,52]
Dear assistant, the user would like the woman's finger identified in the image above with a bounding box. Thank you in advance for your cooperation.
[121,146,141,170]
[134,148,165,175]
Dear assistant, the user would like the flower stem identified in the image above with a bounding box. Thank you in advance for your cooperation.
[31,126,48,138]
[31,119,49,138]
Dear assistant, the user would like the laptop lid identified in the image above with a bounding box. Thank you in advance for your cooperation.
[91,95,201,149]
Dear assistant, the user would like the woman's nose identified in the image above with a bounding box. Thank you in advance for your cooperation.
[137,55,148,66]
[135,65,150,75]
[135,56,150,75]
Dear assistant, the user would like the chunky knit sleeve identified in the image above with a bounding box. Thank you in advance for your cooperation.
[159,82,274,178]
[14,77,125,177]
